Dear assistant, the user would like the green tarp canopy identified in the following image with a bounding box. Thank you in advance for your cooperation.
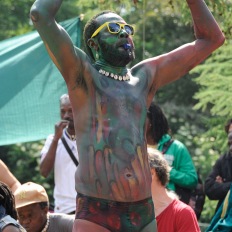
[0,17,81,146]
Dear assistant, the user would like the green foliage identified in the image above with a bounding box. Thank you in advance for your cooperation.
[77,0,136,11]
[188,42,232,223]
[201,197,218,223]
[76,0,232,38]
[193,42,232,117]
[0,0,35,40]
[0,142,55,205]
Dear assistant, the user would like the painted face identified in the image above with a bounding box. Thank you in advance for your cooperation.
[17,203,47,232]
[60,96,74,129]
[95,13,135,66]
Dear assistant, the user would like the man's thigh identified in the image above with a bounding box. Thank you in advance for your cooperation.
[72,219,111,232]
[73,218,157,232]
[141,219,157,232]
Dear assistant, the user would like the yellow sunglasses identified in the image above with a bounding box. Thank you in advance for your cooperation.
[91,22,135,38]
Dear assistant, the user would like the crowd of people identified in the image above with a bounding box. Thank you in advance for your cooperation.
[1,115,231,232]
[0,0,227,231]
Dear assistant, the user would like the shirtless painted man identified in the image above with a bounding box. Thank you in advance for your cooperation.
[30,0,224,231]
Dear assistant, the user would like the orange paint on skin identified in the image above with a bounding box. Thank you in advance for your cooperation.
[131,157,145,189]
[104,151,113,183]
[113,163,125,199]
[114,178,126,200]
[128,177,139,199]
[111,182,124,201]
[137,146,145,170]
[119,172,131,200]
[96,180,103,195]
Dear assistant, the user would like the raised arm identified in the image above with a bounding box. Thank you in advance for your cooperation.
[0,160,21,193]
[30,0,85,82]
[137,0,225,91]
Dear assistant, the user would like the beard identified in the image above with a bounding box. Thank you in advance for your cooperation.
[99,41,135,67]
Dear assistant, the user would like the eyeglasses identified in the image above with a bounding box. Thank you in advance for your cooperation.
[91,22,135,38]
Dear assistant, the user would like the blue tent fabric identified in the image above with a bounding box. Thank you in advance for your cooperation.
[0,17,81,146]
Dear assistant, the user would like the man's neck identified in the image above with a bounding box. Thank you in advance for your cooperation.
[67,127,75,135]
[65,127,76,141]
[66,127,75,135]
[95,60,128,75]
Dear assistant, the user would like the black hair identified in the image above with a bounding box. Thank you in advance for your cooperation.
[83,10,115,61]
[147,102,170,143]
[0,181,18,220]
[225,118,232,134]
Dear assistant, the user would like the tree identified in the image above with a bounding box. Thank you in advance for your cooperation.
[193,42,232,151]
[184,42,232,222]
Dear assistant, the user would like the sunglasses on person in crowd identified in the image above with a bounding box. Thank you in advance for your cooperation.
[91,22,135,38]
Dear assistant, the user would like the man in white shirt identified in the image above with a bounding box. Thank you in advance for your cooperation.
[40,94,78,214]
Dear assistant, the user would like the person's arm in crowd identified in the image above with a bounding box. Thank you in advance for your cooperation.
[40,120,67,177]
[3,225,22,232]
[205,156,231,200]
[0,160,21,193]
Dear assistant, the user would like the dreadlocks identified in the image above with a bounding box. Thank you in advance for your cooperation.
[83,10,115,61]
[147,102,170,143]
[0,181,18,220]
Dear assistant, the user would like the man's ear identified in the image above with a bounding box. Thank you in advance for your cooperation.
[150,168,158,179]
[87,38,99,61]
[150,168,156,176]
[87,38,98,51]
